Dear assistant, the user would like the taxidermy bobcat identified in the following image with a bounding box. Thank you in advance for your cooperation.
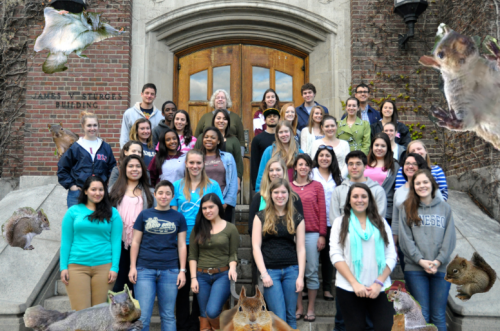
[2,207,50,250]
[220,286,297,331]
[23,285,142,331]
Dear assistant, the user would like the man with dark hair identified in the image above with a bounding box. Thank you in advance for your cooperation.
[341,83,381,125]
[329,150,386,331]
[152,101,177,146]
[295,82,329,131]
[250,108,280,190]
[120,83,164,148]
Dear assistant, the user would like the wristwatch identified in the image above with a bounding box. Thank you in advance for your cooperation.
[180,269,187,272]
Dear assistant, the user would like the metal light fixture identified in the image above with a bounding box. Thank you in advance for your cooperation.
[48,0,87,14]
[394,0,428,49]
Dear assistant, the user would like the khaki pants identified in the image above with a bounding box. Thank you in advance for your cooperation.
[66,263,115,311]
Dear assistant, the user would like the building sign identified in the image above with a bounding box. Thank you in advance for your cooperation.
[31,92,123,109]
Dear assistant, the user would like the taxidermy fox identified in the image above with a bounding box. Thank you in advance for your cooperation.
[23,285,142,331]
[1,207,50,250]
[48,123,79,158]
[220,286,298,331]
[419,24,500,150]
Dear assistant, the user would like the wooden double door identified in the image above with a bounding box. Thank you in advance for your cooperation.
[176,44,306,203]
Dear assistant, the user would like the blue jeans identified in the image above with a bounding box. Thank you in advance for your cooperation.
[135,267,179,331]
[405,271,451,331]
[263,265,299,329]
[196,270,231,318]
[67,189,80,208]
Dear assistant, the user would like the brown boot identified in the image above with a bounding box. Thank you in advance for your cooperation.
[207,315,220,331]
[199,316,212,331]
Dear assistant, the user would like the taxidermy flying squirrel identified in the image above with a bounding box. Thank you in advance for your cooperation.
[387,282,437,331]
[220,286,298,331]
[48,123,79,158]
[419,24,500,150]
[23,285,142,331]
[1,207,50,250]
[34,7,125,74]
[445,252,497,301]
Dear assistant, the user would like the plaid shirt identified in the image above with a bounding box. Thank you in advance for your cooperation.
[360,104,370,122]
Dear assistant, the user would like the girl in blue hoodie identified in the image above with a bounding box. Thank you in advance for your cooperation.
[399,169,456,331]
[58,111,116,208]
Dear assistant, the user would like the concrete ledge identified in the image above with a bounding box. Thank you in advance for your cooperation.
[445,191,500,330]
[19,176,58,190]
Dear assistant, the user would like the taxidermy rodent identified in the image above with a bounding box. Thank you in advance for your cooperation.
[387,284,437,331]
[220,286,297,331]
[23,285,142,331]
[445,252,497,301]
[48,123,79,158]
[419,24,500,150]
[1,207,50,250]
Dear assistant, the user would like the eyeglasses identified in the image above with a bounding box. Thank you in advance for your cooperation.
[318,145,333,151]
[356,90,369,94]
[405,162,418,167]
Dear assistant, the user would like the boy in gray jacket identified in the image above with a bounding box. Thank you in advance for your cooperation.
[120,83,163,148]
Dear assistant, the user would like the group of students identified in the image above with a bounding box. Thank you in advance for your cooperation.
[55,81,456,331]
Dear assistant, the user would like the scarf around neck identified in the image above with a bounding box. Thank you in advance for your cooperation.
[349,209,386,283]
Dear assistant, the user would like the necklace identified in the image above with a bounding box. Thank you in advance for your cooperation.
[294,180,308,190]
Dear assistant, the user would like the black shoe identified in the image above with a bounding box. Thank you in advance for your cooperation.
[323,295,335,301]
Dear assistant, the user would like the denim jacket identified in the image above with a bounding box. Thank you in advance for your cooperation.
[220,151,238,207]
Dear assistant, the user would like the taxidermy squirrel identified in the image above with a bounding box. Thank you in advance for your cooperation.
[1,207,50,250]
[387,282,437,331]
[220,286,297,331]
[419,24,500,150]
[445,252,497,301]
[48,123,79,158]
[23,285,142,331]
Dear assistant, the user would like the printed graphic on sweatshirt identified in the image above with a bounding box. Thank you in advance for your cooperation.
[145,217,176,234]
[418,214,446,229]
[143,150,156,159]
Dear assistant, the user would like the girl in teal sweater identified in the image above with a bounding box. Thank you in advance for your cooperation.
[60,176,123,311]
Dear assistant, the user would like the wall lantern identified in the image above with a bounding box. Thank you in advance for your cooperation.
[394,0,428,49]
[48,0,87,14]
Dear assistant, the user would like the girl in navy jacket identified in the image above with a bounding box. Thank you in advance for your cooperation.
[58,111,116,208]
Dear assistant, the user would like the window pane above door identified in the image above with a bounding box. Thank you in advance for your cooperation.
[189,70,208,101]
[213,66,231,94]
[252,67,270,101]
[275,71,293,101]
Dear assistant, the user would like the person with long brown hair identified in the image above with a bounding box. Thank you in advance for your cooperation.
[399,169,456,331]
[148,130,186,186]
[300,105,325,156]
[337,97,371,155]
[189,193,239,330]
[58,111,116,208]
[108,141,144,187]
[172,110,196,153]
[254,88,280,136]
[109,154,155,293]
[330,183,397,330]
[255,120,304,191]
[129,118,155,168]
[370,100,411,147]
[252,178,306,329]
[171,149,224,331]
[280,102,300,144]
[364,132,400,226]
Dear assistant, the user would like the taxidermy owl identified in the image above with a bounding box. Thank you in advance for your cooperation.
[34,7,125,74]
[1,207,50,250]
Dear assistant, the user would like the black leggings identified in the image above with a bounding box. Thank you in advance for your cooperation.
[176,245,200,331]
[336,287,395,331]
[113,241,134,293]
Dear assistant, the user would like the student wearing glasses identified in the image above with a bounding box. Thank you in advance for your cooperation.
[340,83,381,125]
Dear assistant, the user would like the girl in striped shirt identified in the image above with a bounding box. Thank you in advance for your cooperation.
[394,140,448,200]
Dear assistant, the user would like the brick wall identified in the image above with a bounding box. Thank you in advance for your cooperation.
[350,0,500,177]
[22,0,132,176]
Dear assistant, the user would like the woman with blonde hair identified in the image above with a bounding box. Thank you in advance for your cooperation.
[252,178,306,329]
[394,140,448,200]
[129,118,155,168]
[301,105,325,155]
[58,111,116,208]
[280,102,300,144]
[255,121,304,191]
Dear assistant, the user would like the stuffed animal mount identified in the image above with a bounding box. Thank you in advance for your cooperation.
[1,207,50,250]
[220,286,298,331]
[48,123,79,158]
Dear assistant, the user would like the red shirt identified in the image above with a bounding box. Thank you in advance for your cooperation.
[291,180,327,236]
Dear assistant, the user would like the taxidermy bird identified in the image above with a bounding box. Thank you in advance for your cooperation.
[48,123,79,158]
[1,207,50,250]
[34,7,125,74]
[419,24,500,150]
[220,286,298,331]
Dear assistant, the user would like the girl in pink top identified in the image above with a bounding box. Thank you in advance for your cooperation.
[155,110,197,154]
[364,133,396,186]
[109,154,154,292]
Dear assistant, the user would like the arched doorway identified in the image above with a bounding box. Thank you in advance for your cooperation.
[175,44,307,203]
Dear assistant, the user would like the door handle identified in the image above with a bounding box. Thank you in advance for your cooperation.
[244,129,249,154]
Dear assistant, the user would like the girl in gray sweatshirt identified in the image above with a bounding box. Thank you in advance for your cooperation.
[399,169,456,331]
